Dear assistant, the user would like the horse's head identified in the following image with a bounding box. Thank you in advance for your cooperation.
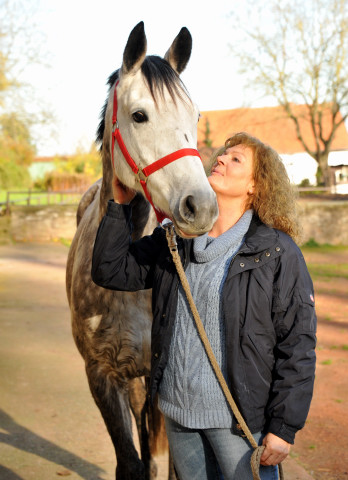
[101,22,218,237]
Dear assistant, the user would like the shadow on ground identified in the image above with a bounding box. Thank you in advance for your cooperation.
[0,409,105,480]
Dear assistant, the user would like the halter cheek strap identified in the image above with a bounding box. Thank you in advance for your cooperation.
[111,80,202,223]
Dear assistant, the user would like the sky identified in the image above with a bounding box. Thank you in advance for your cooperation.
[24,0,264,157]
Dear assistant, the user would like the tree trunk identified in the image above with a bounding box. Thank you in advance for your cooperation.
[316,152,333,188]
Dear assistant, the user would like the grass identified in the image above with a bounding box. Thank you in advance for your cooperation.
[321,359,333,365]
[301,241,348,281]
[306,263,348,280]
[302,239,348,253]
[59,238,72,248]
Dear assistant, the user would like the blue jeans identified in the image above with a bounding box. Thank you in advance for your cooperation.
[164,417,279,480]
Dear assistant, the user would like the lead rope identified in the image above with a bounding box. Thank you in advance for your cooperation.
[163,221,284,480]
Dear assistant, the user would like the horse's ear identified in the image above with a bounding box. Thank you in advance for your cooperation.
[121,22,147,76]
[164,27,192,74]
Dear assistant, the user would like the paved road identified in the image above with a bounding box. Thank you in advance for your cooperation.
[0,243,314,479]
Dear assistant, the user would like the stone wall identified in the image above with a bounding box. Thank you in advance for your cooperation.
[1,205,77,243]
[1,201,348,245]
[298,200,348,245]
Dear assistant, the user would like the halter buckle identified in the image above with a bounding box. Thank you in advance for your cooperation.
[112,121,119,133]
[136,169,148,183]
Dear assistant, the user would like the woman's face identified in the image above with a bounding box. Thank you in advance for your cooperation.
[208,144,255,204]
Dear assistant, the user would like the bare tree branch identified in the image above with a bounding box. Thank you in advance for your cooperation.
[229,0,348,186]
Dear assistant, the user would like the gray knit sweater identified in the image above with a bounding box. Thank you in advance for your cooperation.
[158,210,253,428]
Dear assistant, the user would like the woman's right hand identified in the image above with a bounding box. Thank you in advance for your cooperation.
[112,173,136,204]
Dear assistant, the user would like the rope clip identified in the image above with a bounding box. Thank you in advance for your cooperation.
[161,218,178,252]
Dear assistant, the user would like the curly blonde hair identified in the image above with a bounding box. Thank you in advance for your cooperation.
[211,132,301,241]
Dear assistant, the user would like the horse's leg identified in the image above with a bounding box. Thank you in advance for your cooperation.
[86,362,145,480]
[129,377,158,480]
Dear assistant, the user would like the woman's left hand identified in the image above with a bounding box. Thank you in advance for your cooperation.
[260,433,291,466]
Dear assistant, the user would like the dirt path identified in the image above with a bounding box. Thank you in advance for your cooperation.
[290,248,348,480]
[0,242,346,479]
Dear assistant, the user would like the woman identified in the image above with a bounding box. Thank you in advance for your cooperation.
[92,132,317,480]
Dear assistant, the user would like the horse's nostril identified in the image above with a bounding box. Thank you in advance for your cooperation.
[181,195,196,222]
[186,196,195,215]
[175,191,218,231]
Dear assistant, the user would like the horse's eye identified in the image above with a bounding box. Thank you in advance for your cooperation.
[132,111,148,123]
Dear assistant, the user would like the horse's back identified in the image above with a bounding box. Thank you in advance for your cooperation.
[76,180,101,226]
[66,180,101,308]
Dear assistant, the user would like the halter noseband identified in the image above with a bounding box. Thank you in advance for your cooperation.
[111,80,202,223]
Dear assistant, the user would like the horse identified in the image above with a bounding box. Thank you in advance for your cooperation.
[66,22,218,480]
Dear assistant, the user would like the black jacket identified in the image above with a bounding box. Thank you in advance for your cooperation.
[92,200,317,444]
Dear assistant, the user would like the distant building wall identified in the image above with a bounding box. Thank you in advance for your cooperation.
[28,161,55,181]
[281,152,317,185]
[281,150,348,186]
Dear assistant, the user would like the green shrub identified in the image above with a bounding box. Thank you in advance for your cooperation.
[0,157,32,189]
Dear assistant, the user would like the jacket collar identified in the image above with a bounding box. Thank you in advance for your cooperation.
[242,215,279,254]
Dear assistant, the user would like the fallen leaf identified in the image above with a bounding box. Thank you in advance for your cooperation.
[56,470,72,476]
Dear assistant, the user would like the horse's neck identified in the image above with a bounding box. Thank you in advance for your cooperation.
[99,144,154,240]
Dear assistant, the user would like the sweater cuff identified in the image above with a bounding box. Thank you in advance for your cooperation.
[267,418,297,444]
[106,199,132,221]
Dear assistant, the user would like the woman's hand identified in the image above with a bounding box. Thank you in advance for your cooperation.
[260,433,291,466]
[112,173,136,204]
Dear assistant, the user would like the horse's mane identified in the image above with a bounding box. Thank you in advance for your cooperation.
[96,55,190,149]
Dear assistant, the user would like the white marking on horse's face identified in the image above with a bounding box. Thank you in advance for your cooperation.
[111,70,218,235]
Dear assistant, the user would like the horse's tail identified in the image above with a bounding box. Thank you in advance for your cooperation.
[76,181,100,226]
[147,394,168,456]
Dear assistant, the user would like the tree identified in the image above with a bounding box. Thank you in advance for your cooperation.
[56,143,102,179]
[229,0,348,186]
[203,119,213,148]
[0,0,46,99]
[0,113,35,188]
[0,0,51,189]
[37,144,102,192]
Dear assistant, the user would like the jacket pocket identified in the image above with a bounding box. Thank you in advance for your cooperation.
[247,331,275,377]
[239,331,275,407]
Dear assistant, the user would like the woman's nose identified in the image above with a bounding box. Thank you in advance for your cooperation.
[217,155,225,165]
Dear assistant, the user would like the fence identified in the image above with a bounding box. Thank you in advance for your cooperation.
[0,189,83,215]
[298,185,348,194]
[1,185,347,215]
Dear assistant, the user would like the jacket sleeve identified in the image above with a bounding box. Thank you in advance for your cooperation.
[91,199,162,291]
[268,239,317,444]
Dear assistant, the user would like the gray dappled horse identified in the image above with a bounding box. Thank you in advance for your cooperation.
[66,22,218,479]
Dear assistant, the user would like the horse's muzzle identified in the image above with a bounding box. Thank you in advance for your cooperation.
[172,190,218,236]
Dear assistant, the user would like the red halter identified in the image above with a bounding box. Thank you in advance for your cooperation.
[111,80,202,223]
